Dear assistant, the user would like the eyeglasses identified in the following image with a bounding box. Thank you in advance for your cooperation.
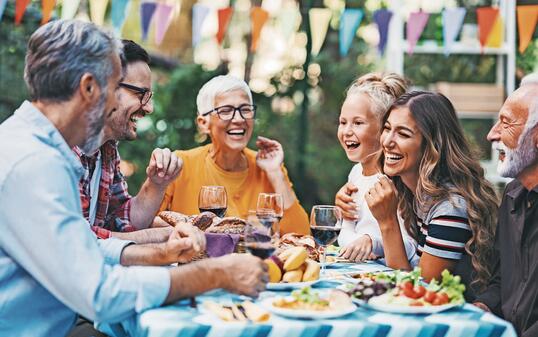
[202,104,257,121]
[119,82,153,106]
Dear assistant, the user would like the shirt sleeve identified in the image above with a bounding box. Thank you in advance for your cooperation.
[97,237,134,265]
[423,196,472,260]
[475,222,502,315]
[0,154,170,323]
[105,148,133,232]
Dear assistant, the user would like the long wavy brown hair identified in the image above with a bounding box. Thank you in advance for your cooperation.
[380,91,498,290]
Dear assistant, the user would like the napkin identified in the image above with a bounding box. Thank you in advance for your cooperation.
[205,233,241,257]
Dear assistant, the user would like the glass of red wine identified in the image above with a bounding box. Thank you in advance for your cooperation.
[310,205,342,277]
[256,193,283,240]
[244,211,276,260]
[198,186,227,217]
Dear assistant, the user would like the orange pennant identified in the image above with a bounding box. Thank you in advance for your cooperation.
[250,7,269,52]
[15,0,31,25]
[476,7,499,47]
[517,5,538,53]
[41,0,56,25]
[217,7,233,45]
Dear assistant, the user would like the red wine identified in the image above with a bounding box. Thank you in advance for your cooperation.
[311,226,341,246]
[199,207,226,217]
[244,242,275,259]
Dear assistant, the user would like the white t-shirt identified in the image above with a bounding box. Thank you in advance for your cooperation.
[337,163,418,265]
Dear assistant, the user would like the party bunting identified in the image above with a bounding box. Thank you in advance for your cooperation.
[373,9,393,55]
[250,7,269,52]
[217,7,233,45]
[406,11,430,55]
[486,15,503,48]
[111,0,131,34]
[15,0,31,25]
[61,0,80,20]
[517,5,538,53]
[154,3,174,45]
[477,7,499,48]
[140,1,157,41]
[0,0,7,21]
[192,3,210,47]
[89,0,109,26]
[339,8,363,57]
[442,7,466,55]
[309,8,332,56]
[41,0,56,25]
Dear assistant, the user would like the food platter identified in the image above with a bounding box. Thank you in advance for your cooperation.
[261,298,356,319]
[364,294,462,314]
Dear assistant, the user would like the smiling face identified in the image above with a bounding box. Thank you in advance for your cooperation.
[487,85,538,177]
[337,93,381,165]
[104,60,153,142]
[199,89,254,153]
[380,107,424,189]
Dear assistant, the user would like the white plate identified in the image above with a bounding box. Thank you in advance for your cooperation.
[260,298,356,319]
[364,295,462,314]
[266,279,320,290]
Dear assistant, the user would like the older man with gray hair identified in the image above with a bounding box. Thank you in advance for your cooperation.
[0,20,267,336]
[474,73,538,337]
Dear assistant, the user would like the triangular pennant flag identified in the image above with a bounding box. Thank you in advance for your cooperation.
[111,0,131,34]
[15,0,31,25]
[309,8,332,56]
[486,15,503,48]
[278,6,298,41]
[442,7,466,55]
[154,2,174,45]
[140,1,157,41]
[407,11,430,55]
[339,8,363,57]
[477,7,499,48]
[217,7,233,45]
[41,0,56,25]
[0,0,8,21]
[192,3,210,47]
[250,7,269,52]
[89,0,109,26]
[373,9,393,55]
[517,5,538,53]
[61,0,80,19]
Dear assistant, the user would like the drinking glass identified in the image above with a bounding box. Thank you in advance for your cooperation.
[198,186,227,217]
[310,205,342,276]
[244,211,276,260]
[256,193,283,239]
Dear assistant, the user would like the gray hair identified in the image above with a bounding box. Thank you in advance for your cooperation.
[520,73,538,130]
[24,19,122,102]
[196,75,253,115]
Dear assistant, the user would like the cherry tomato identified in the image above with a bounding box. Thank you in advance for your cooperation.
[401,281,413,291]
[424,291,437,303]
[414,285,426,298]
[432,292,449,305]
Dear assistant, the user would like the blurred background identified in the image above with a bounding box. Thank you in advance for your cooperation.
[1,0,537,211]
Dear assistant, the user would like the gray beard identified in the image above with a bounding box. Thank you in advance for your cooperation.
[80,96,106,153]
[497,126,538,178]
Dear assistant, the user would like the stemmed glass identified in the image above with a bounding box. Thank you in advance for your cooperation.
[310,205,342,277]
[244,211,276,259]
[256,193,283,239]
[198,186,227,217]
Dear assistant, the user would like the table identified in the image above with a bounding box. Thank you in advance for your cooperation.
[99,262,517,337]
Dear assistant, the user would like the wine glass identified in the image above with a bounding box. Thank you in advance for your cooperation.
[244,211,276,260]
[310,205,342,277]
[198,186,227,217]
[256,193,283,239]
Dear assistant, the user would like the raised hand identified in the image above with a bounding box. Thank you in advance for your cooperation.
[335,182,359,221]
[146,148,183,188]
[255,136,284,174]
[218,254,269,298]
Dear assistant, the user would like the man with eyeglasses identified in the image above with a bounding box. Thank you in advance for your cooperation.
[72,40,199,253]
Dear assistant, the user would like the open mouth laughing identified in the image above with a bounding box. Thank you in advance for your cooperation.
[226,128,246,138]
[384,152,404,164]
[344,140,359,150]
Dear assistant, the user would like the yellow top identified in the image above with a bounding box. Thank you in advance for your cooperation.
[159,144,310,235]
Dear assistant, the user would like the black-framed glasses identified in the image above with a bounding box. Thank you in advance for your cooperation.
[202,104,257,121]
[119,82,153,106]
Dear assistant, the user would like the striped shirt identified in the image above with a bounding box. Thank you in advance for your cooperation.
[415,194,472,260]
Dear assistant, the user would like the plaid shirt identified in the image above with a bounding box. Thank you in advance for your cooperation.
[73,141,135,239]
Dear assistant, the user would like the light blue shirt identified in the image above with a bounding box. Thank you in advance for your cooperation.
[0,101,171,336]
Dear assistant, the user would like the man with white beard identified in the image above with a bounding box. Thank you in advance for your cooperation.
[474,73,538,337]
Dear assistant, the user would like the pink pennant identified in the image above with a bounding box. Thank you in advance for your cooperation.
[154,3,174,45]
[407,11,430,55]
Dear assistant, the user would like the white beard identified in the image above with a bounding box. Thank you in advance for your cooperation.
[80,95,106,154]
[496,126,538,178]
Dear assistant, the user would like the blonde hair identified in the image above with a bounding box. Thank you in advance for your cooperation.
[346,72,408,119]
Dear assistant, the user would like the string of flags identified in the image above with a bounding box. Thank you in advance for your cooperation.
[2,1,538,55]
